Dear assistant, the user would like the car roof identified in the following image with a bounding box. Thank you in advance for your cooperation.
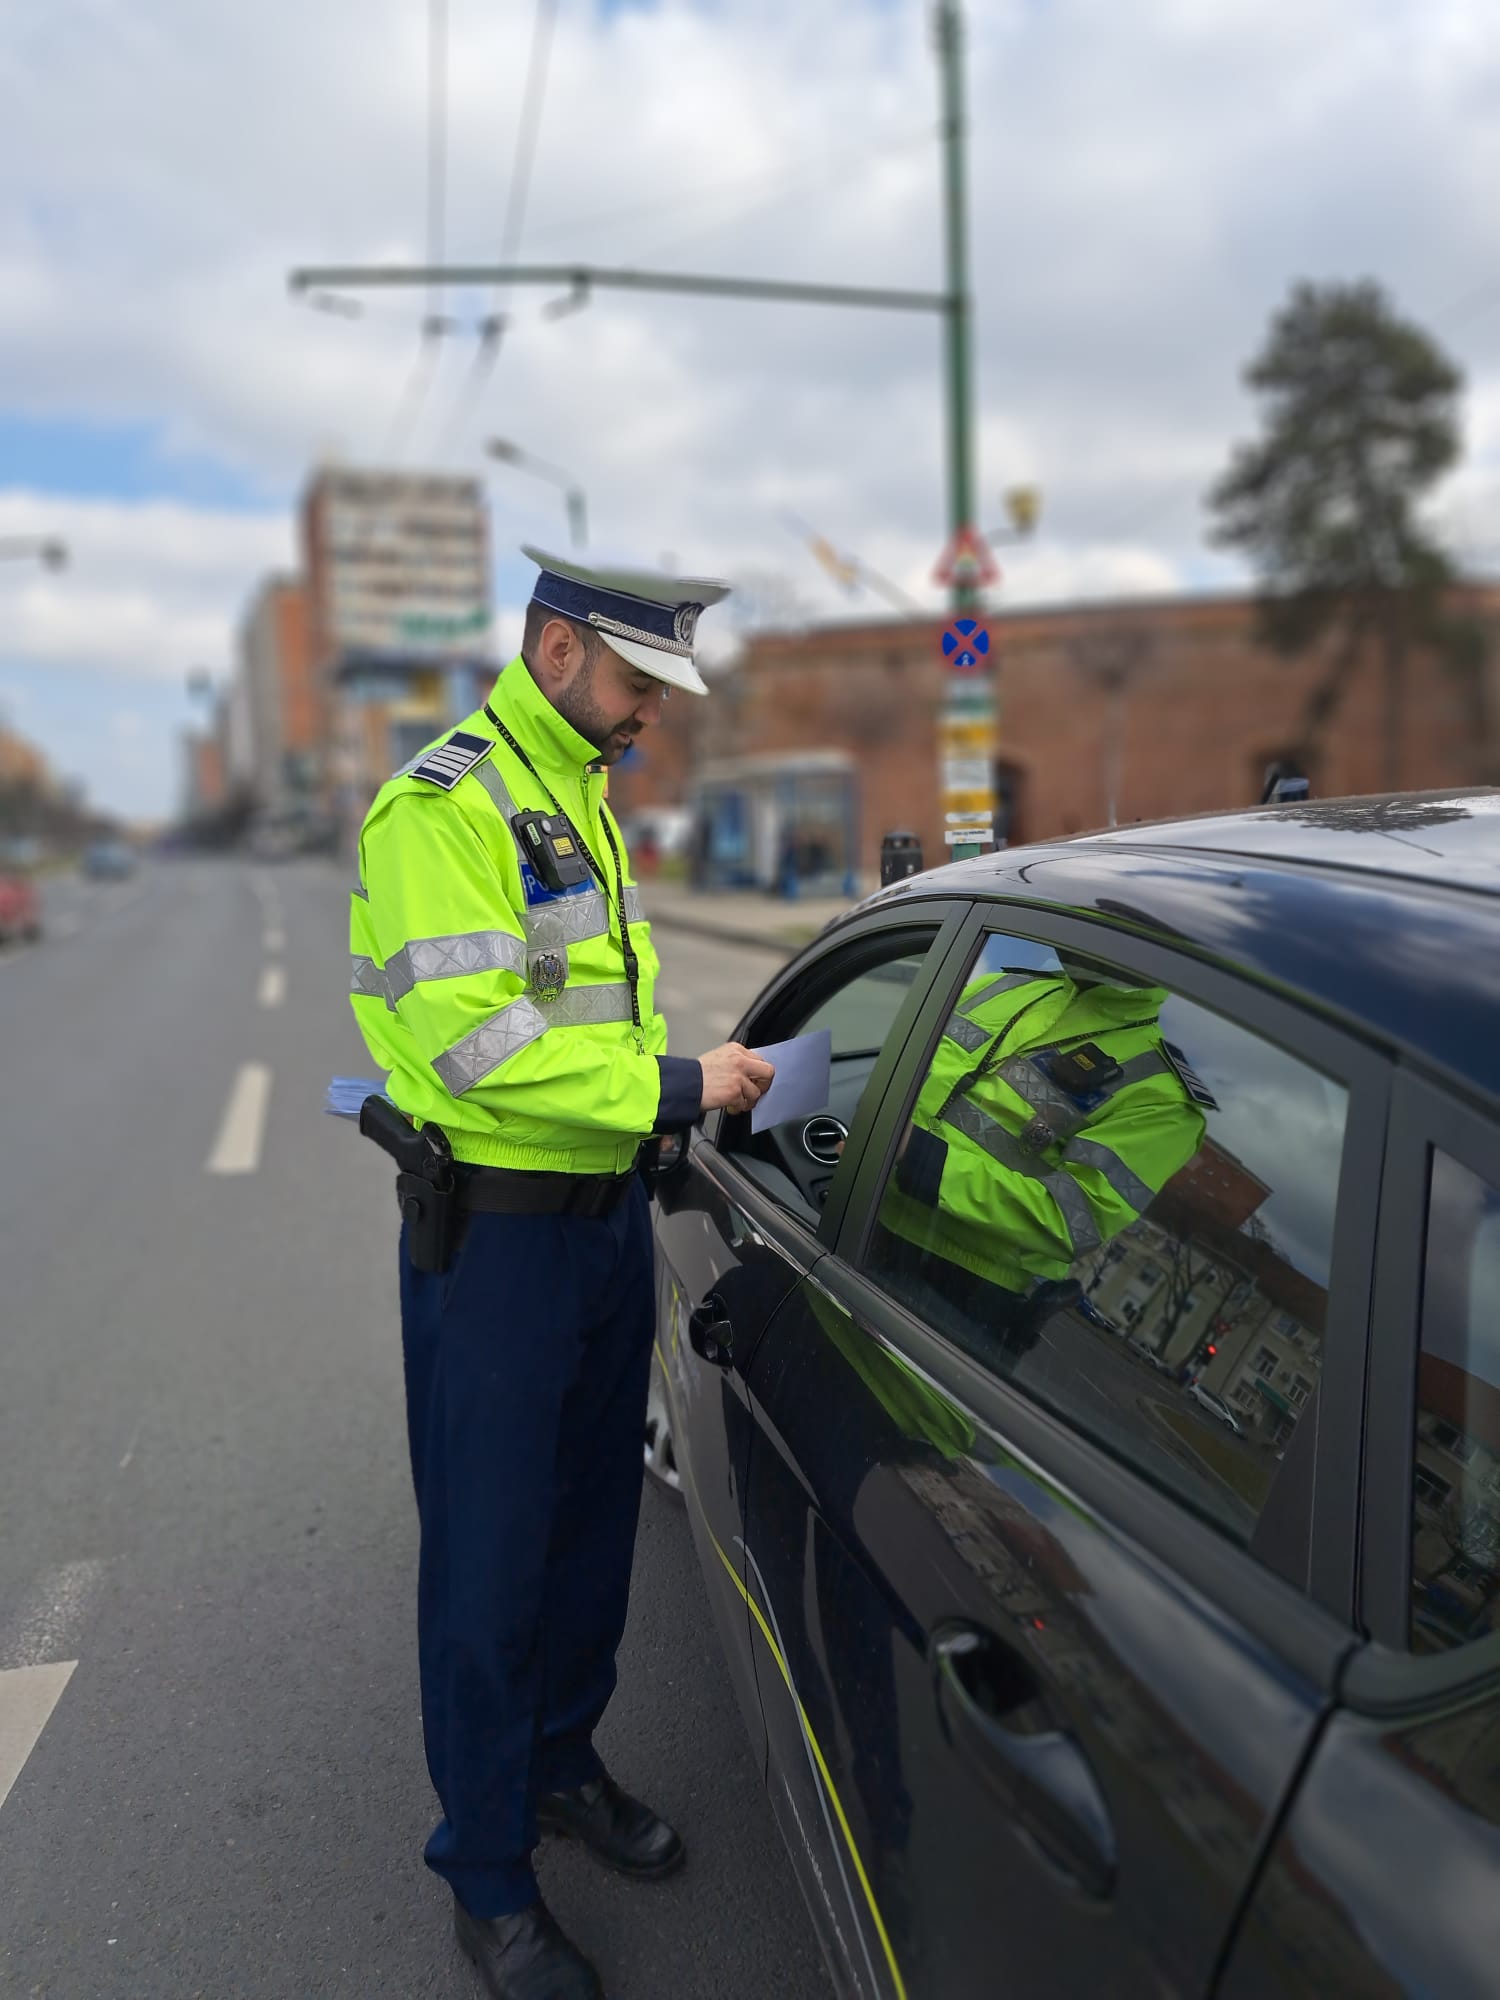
[1088,788,1500,891]
[856,790,1500,1109]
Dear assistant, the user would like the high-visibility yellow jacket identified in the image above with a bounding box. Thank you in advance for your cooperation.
[879,971,1206,1293]
[349,656,700,1172]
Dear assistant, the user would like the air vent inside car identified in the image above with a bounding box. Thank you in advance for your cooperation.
[801,1115,849,1165]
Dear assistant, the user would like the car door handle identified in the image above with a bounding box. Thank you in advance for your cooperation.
[933,1624,1117,1901]
[688,1293,733,1368]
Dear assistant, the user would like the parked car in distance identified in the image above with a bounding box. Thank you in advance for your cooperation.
[1128,1334,1172,1374]
[1188,1381,1244,1432]
[82,838,137,880]
[0,857,42,942]
[646,789,1500,2000]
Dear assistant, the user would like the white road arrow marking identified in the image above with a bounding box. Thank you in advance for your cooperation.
[0,1662,77,1816]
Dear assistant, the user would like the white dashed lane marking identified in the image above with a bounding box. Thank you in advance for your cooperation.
[206,1062,272,1174]
[263,927,285,953]
[258,964,286,1009]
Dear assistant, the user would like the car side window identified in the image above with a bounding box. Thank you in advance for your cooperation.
[722,928,940,1223]
[858,929,1349,1574]
[1410,1151,1500,1654]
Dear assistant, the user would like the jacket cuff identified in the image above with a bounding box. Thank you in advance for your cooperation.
[896,1124,948,1205]
[653,1056,703,1133]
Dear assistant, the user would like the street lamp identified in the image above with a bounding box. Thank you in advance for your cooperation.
[486,438,588,549]
[0,536,68,571]
[983,486,1042,548]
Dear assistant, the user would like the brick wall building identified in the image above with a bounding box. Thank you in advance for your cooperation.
[240,576,321,812]
[608,587,1500,869]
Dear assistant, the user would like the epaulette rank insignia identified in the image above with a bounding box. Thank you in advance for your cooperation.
[409,731,494,791]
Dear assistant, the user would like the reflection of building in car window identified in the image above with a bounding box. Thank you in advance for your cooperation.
[1409,1153,1500,1654]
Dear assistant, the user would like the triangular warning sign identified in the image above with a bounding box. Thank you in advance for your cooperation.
[932,525,999,589]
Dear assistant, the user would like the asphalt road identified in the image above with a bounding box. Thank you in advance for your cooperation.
[0,858,828,2000]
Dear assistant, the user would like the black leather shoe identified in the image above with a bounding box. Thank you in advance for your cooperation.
[454,1899,602,2000]
[536,1774,685,1879]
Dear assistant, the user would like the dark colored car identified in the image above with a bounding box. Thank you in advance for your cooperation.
[82,838,137,881]
[648,791,1500,2000]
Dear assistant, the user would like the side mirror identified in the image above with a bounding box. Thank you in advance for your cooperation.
[642,1129,690,1189]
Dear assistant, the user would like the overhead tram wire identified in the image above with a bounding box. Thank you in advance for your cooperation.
[437,0,560,455]
[385,0,453,462]
[630,126,940,267]
[517,124,939,258]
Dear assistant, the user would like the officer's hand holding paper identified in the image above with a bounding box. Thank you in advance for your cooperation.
[749,1030,833,1133]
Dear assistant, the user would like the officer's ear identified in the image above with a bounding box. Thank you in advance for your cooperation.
[533,615,587,689]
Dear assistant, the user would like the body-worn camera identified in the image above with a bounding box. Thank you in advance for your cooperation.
[511,809,592,894]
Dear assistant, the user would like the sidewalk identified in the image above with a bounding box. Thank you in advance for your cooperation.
[638,874,873,956]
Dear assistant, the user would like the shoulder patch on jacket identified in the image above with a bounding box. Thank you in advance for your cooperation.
[1162,1039,1219,1112]
[407,731,494,791]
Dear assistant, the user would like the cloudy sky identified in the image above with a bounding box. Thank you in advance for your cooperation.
[3,0,1500,819]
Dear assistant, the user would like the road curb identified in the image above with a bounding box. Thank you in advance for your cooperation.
[643,904,811,956]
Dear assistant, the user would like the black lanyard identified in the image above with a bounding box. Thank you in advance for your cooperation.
[484,704,645,1048]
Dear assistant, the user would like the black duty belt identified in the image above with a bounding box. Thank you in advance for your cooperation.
[455,1159,640,1218]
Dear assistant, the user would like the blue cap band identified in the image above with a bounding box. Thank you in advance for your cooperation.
[530,570,702,656]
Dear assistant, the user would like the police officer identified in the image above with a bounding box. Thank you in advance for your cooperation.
[349,548,775,1999]
[875,964,1207,1346]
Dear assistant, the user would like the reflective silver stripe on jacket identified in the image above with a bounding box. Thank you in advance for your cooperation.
[432,994,549,1095]
[1048,1172,1101,1256]
[384,929,528,1006]
[943,1095,1103,1255]
[993,1045,1171,1144]
[956,971,1035,1018]
[994,1055,1092,1143]
[1063,1135,1157,1215]
[350,954,385,999]
[946,1095,1046,1178]
[536,980,633,1028]
[352,872,369,902]
[1114,1051,1170,1090]
[943,1012,991,1053]
[525,891,609,951]
[471,744,646,938]
[473,759,518,819]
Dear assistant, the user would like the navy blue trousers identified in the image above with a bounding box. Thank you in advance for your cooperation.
[398,1179,656,1917]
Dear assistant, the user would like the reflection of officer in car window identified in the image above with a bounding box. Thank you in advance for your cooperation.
[877,966,1208,1351]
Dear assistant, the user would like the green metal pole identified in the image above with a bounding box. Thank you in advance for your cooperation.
[937,0,975,615]
[935,0,990,864]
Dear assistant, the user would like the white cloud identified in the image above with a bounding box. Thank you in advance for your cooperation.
[3,0,1500,811]
[0,491,291,684]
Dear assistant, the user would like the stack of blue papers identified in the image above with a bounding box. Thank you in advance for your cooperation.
[325,1076,389,1120]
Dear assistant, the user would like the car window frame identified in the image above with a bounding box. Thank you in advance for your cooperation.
[832,896,1391,1632]
[698,896,972,1253]
[1357,1069,1500,1685]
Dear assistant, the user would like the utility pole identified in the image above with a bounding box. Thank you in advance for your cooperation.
[289,1,989,865]
[937,0,975,608]
[931,0,992,865]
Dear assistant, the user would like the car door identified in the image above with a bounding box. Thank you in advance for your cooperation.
[740,907,1385,2000]
[1220,1072,1500,1997]
[651,904,966,1798]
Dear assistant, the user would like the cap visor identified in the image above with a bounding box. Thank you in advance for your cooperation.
[596,630,709,696]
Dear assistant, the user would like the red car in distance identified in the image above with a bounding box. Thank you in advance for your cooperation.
[0,852,42,943]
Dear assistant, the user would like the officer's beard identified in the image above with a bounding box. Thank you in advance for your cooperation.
[555,651,642,766]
